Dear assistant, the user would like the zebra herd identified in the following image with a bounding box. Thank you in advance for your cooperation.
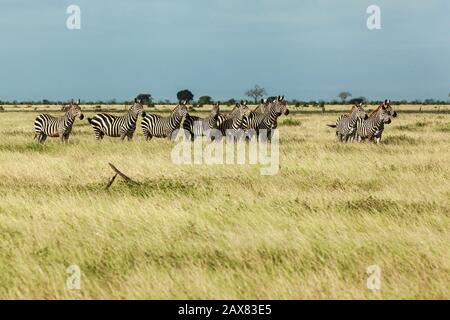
[327,99,397,144]
[33,96,290,143]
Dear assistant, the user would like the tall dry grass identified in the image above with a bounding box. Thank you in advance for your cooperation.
[0,105,448,299]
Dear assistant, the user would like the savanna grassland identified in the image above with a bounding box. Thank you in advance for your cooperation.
[0,104,449,299]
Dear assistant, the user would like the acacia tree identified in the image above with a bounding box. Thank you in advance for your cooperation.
[177,89,194,103]
[245,85,267,103]
[338,91,352,103]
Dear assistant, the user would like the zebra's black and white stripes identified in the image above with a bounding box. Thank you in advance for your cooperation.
[216,101,251,139]
[327,103,368,142]
[141,101,188,140]
[353,104,392,144]
[34,99,84,144]
[183,102,220,140]
[242,96,289,139]
[87,99,145,141]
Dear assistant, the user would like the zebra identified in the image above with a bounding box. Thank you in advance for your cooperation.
[141,100,188,141]
[253,98,271,113]
[327,103,368,142]
[353,104,392,144]
[216,100,246,127]
[88,98,145,141]
[382,99,398,118]
[242,95,289,140]
[182,102,220,140]
[34,99,84,144]
[216,101,251,140]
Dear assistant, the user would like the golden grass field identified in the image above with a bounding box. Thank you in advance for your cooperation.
[0,104,449,299]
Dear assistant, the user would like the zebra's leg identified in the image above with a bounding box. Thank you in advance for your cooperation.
[62,134,70,144]
[127,132,134,141]
[93,128,104,140]
[144,131,152,141]
[38,133,47,144]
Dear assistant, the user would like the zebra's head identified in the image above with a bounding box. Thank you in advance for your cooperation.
[352,102,368,120]
[69,99,84,120]
[272,95,290,116]
[238,100,251,118]
[211,102,220,118]
[132,98,146,117]
[383,99,397,118]
[176,100,188,118]
[380,105,392,124]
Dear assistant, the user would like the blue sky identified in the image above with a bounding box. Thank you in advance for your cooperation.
[1,0,449,101]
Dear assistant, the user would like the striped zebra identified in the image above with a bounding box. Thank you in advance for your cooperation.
[217,101,251,139]
[353,104,392,144]
[382,99,398,118]
[253,98,271,113]
[87,98,145,141]
[34,99,84,144]
[216,100,246,128]
[327,103,368,142]
[182,102,220,140]
[242,96,289,139]
[141,100,188,141]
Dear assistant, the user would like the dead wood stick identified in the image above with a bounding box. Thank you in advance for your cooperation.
[108,163,139,185]
[105,173,118,190]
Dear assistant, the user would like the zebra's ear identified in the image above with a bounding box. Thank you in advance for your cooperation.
[243,100,247,106]
[76,99,80,104]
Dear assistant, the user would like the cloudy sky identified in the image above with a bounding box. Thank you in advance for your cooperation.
[1,0,449,101]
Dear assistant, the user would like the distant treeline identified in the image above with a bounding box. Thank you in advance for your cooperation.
[0,98,449,106]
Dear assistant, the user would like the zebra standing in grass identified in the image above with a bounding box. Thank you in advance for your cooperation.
[182,102,220,140]
[242,96,289,140]
[87,98,145,141]
[216,101,251,139]
[141,100,188,141]
[34,99,84,144]
[327,103,368,142]
[353,104,392,144]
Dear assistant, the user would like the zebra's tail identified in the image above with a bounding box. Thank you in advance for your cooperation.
[326,124,336,128]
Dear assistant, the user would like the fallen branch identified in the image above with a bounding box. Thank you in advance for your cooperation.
[105,173,118,190]
[105,163,140,189]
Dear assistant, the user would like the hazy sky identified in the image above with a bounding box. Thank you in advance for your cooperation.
[1,0,449,101]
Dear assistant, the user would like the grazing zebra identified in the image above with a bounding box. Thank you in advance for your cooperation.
[183,102,220,140]
[87,98,145,141]
[34,99,84,144]
[242,96,289,139]
[353,104,392,144]
[327,103,368,142]
[141,100,188,140]
[217,101,251,139]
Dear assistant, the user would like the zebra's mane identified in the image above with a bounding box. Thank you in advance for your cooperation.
[344,105,358,116]
[368,104,384,118]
